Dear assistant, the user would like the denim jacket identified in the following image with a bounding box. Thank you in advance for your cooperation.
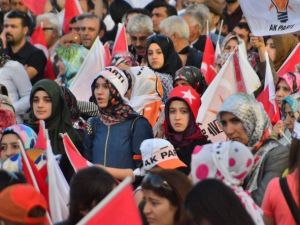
[83,115,153,169]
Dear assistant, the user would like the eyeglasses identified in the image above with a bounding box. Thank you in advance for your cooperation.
[142,173,173,192]
[42,27,55,31]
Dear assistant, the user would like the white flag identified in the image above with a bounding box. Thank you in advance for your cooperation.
[197,44,261,142]
[240,0,300,36]
[70,39,105,101]
[47,139,70,223]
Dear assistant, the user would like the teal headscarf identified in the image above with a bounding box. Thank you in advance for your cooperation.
[281,93,300,120]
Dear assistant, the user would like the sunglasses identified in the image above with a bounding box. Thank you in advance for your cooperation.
[142,173,173,192]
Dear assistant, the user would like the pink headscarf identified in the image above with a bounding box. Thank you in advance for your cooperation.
[277,72,300,93]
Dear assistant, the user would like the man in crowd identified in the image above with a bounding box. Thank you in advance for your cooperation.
[126,14,153,64]
[3,10,47,85]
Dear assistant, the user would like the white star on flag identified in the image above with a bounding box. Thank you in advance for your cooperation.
[181,90,196,104]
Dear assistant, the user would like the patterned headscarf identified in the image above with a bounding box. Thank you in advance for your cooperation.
[191,141,254,185]
[1,124,37,150]
[174,66,207,95]
[190,141,264,225]
[111,51,138,67]
[217,93,271,147]
[91,67,135,125]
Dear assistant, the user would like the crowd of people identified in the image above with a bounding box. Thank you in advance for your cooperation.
[0,0,300,224]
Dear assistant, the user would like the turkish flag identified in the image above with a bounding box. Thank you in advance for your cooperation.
[277,43,300,76]
[112,23,128,55]
[21,0,47,15]
[63,0,82,34]
[77,177,142,225]
[201,35,216,85]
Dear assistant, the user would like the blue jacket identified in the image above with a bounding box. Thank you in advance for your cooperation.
[83,115,153,169]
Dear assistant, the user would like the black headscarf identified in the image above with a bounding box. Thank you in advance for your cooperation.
[145,34,182,77]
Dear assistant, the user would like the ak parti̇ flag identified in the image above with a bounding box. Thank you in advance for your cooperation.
[257,52,280,124]
[201,35,216,85]
[63,133,92,172]
[21,0,47,15]
[77,177,142,225]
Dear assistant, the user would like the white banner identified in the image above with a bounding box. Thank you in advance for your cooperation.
[240,0,300,36]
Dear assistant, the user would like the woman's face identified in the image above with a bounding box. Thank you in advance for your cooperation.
[32,90,52,120]
[276,79,291,107]
[169,100,190,132]
[266,38,276,61]
[0,133,21,160]
[147,43,164,70]
[223,39,238,54]
[94,77,110,108]
[283,103,298,132]
[143,189,177,225]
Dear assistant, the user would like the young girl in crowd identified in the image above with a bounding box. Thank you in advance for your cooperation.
[0,124,37,172]
[141,169,192,225]
[262,119,300,225]
[84,66,153,180]
[145,34,182,102]
[164,85,209,174]
[27,79,82,181]
[190,141,264,225]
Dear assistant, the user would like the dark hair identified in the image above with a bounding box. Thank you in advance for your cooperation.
[145,0,177,16]
[0,170,26,192]
[185,179,255,225]
[67,166,117,224]
[109,0,132,24]
[0,84,8,96]
[5,10,32,28]
[142,169,192,225]
[124,8,151,19]
[145,34,182,77]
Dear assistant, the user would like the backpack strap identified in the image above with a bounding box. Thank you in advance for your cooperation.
[279,177,300,224]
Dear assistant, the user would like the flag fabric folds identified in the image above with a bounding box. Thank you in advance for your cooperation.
[240,0,300,36]
[63,0,82,34]
[201,35,216,85]
[70,39,106,101]
[112,23,128,55]
[277,43,300,76]
[46,139,69,223]
[63,133,92,172]
[77,177,142,225]
[21,0,47,15]
[197,44,261,142]
[257,53,280,124]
